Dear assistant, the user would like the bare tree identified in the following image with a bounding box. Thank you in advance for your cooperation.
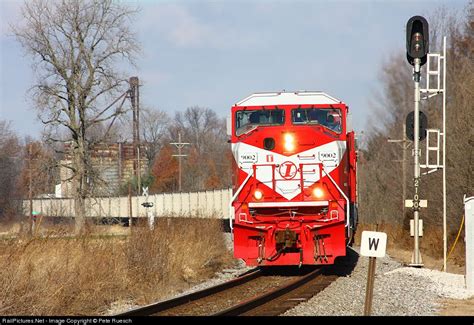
[169,106,231,191]
[18,140,56,198]
[359,3,474,240]
[140,108,170,167]
[13,0,139,234]
[0,121,22,220]
[173,107,225,155]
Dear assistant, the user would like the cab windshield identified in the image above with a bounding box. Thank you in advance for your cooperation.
[291,108,342,133]
[235,109,285,136]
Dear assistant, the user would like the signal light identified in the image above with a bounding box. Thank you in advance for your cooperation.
[406,16,429,66]
[253,189,264,200]
[406,111,428,141]
[284,133,295,152]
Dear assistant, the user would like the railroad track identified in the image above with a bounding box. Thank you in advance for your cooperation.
[114,268,262,316]
[115,249,358,316]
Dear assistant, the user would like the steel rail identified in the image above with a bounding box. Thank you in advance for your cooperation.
[114,268,261,316]
[213,267,325,316]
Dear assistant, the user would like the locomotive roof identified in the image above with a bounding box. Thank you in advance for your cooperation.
[234,91,344,107]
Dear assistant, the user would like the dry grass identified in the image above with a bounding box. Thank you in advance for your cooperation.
[438,298,474,316]
[0,217,233,316]
[355,222,466,271]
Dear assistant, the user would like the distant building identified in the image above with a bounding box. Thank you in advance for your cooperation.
[59,142,148,197]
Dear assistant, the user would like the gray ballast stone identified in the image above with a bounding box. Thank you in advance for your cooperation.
[283,248,472,316]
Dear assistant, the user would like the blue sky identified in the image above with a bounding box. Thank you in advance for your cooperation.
[0,0,467,139]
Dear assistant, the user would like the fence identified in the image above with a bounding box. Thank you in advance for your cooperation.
[23,188,233,220]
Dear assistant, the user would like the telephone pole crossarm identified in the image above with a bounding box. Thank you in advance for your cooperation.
[170,133,191,192]
[387,124,411,225]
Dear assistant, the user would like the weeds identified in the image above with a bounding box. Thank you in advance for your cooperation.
[0,217,233,315]
[355,222,465,266]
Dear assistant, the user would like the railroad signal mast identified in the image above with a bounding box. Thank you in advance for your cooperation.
[406,16,429,267]
[405,16,448,269]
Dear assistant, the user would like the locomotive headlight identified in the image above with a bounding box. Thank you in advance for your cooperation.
[253,189,264,200]
[284,133,295,152]
[312,186,324,199]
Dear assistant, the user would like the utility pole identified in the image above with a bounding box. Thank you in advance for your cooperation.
[129,76,141,195]
[388,124,412,220]
[170,133,190,192]
[28,143,33,236]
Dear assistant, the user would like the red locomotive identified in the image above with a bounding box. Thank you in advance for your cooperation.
[229,91,358,266]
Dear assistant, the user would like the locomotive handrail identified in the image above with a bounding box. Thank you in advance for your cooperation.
[252,162,325,201]
[248,201,328,208]
[229,169,254,233]
[321,167,350,237]
[298,163,323,198]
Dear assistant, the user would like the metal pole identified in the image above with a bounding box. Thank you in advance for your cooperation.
[129,77,140,195]
[411,58,423,267]
[178,133,182,192]
[137,145,141,194]
[130,78,137,181]
[28,144,33,236]
[128,183,133,228]
[402,124,407,218]
[136,78,141,195]
[442,36,447,272]
[364,257,377,316]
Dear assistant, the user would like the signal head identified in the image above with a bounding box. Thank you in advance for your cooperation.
[406,16,429,66]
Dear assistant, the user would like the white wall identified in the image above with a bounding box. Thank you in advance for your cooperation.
[23,188,233,219]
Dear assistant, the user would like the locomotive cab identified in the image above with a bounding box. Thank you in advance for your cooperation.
[230,91,358,267]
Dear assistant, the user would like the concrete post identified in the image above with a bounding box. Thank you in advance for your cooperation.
[465,196,474,291]
[148,210,155,231]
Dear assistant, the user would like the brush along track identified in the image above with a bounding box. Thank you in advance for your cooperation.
[115,250,358,316]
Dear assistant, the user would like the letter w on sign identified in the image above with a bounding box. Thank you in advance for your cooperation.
[360,231,387,258]
[369,238,379,250]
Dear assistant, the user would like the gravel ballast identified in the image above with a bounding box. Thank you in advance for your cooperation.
[284,247,473,316]
[112,236,472,316]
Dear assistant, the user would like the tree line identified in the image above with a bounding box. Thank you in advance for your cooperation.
[0,105,232,212]
[3,0,232,233]
[2,0,472,238]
